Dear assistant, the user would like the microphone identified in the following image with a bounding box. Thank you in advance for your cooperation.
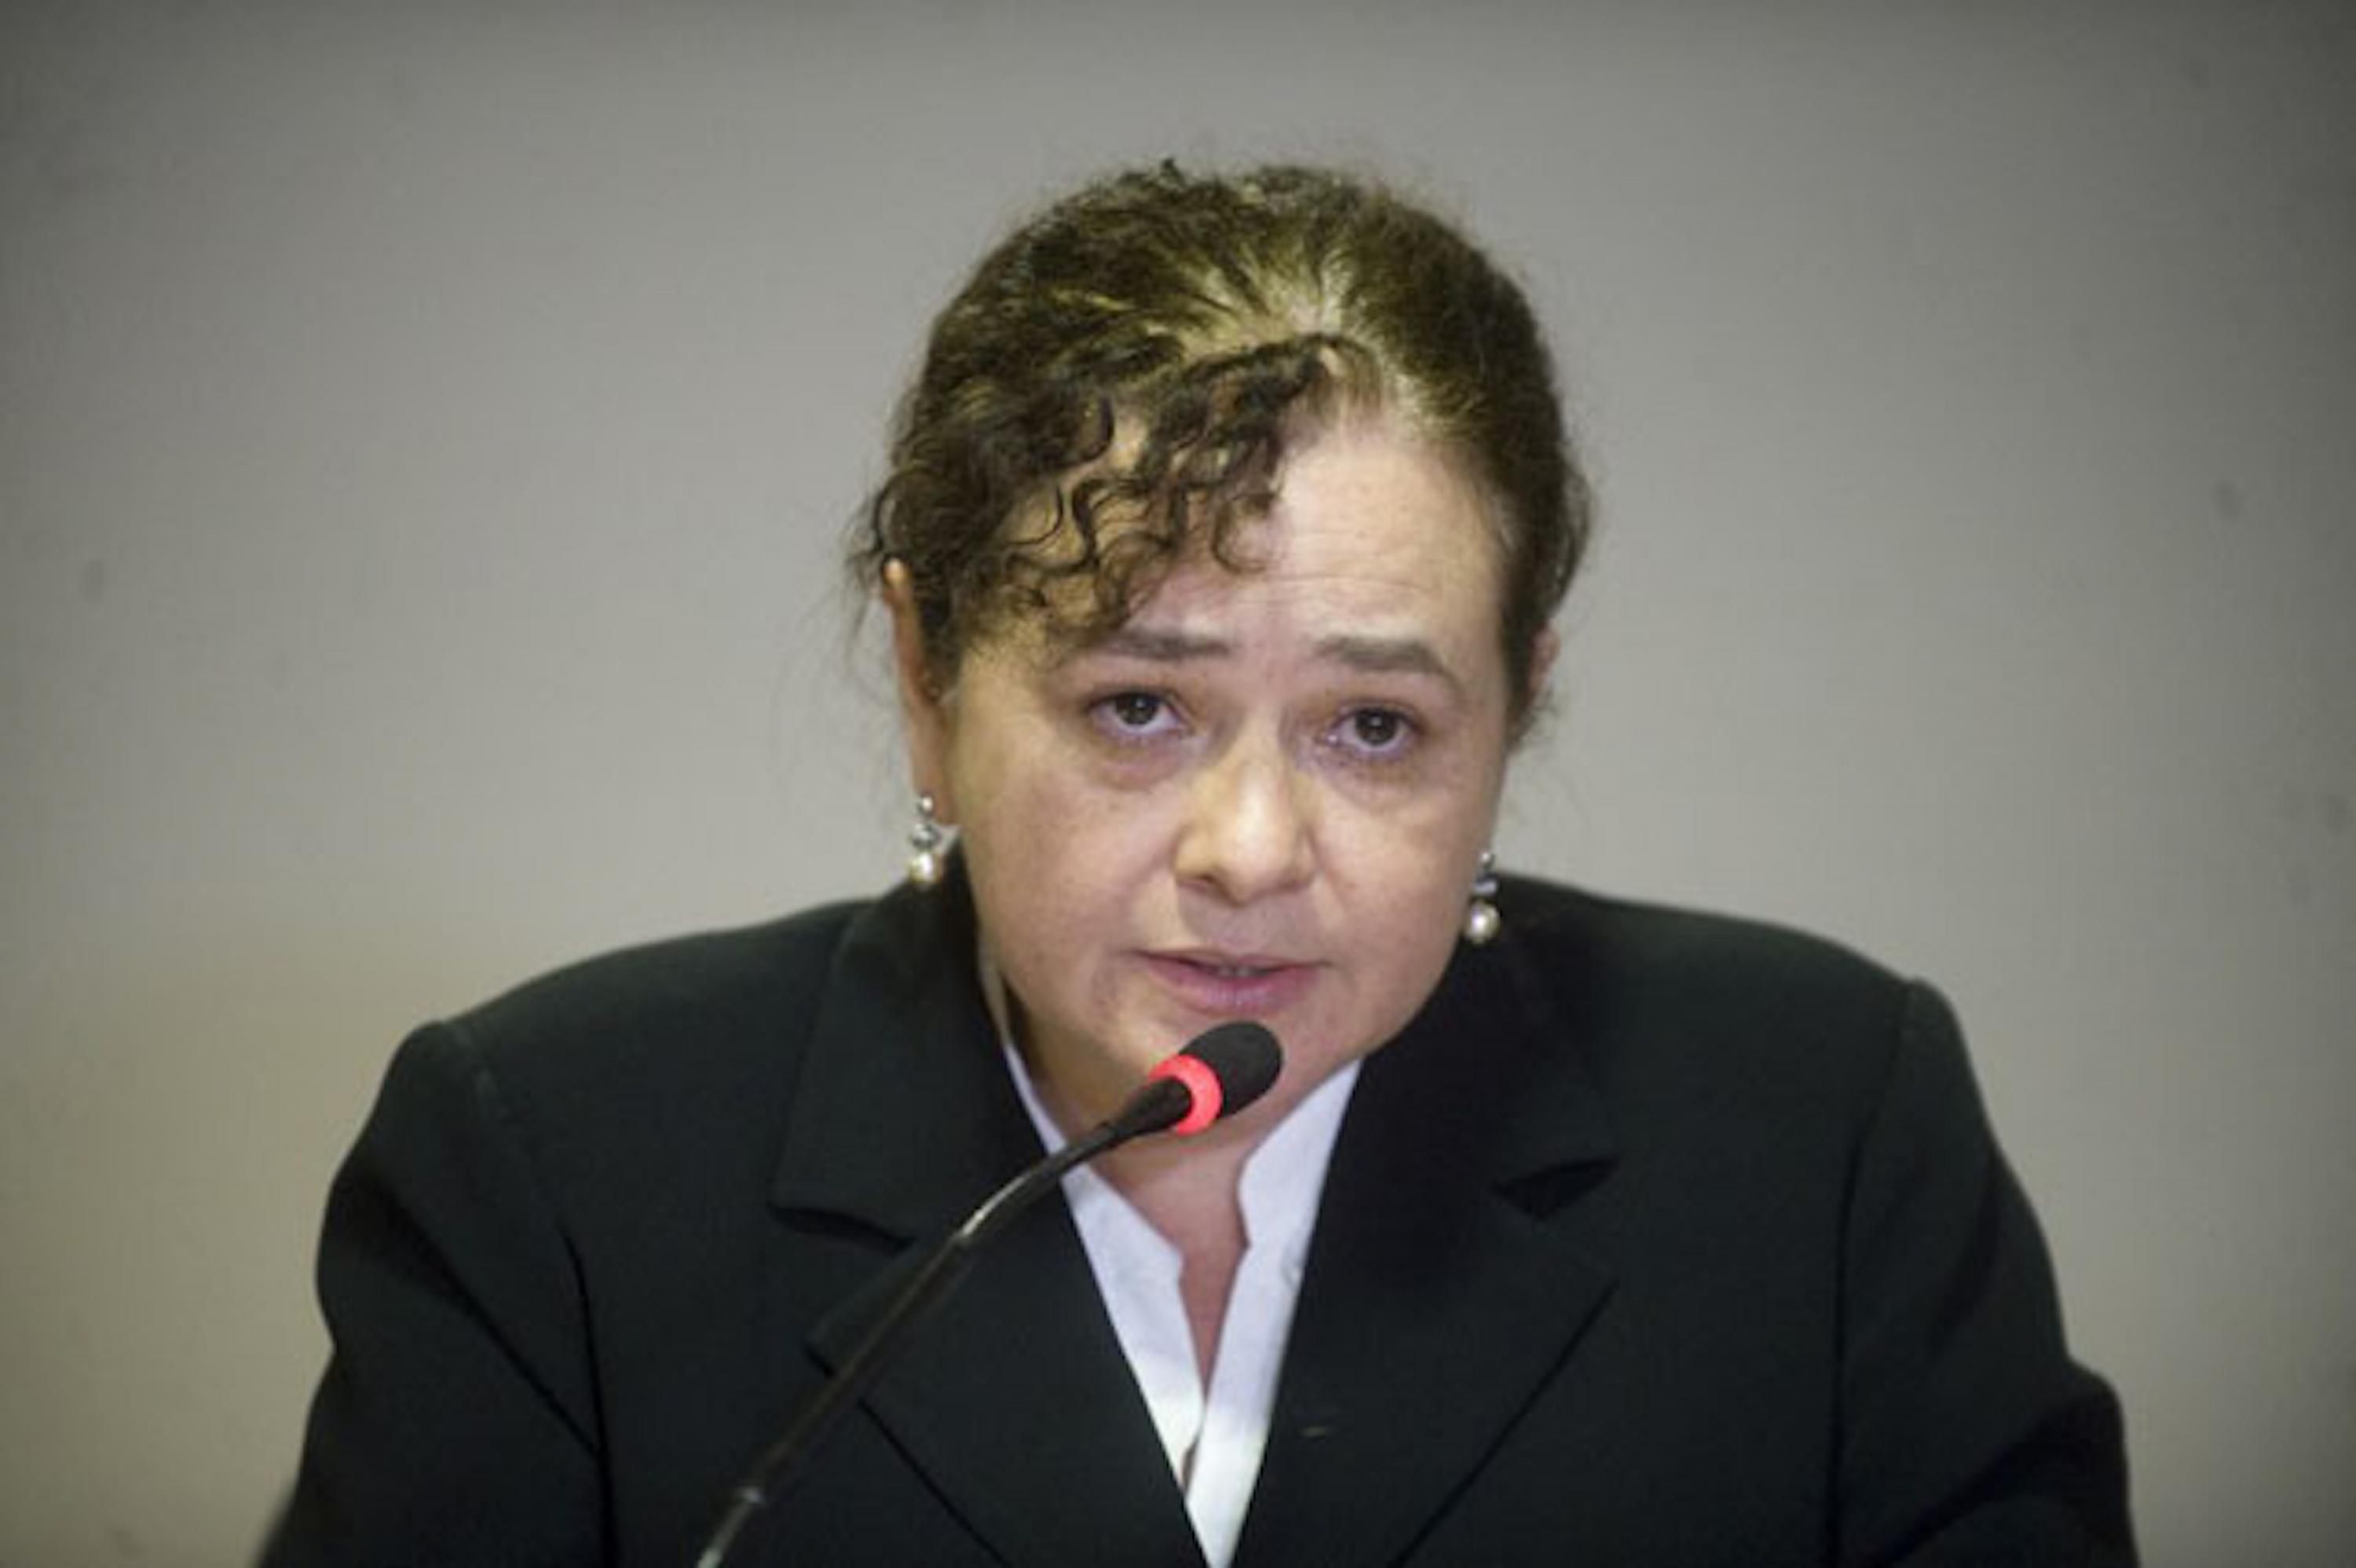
[693,1022,1282,1567]
[1103,1020,1285,1141]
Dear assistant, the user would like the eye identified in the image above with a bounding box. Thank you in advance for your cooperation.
[1331,704,1418,759]
[1089,689,1184,740]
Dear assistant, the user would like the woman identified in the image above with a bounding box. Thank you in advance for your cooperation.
[265,164,2132,1565]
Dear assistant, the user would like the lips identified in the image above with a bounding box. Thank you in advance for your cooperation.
[1157,947,1309,976]
[1142,949,1319,1016]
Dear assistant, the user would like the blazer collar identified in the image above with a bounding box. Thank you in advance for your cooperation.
[769,865,1622,1567]
[770,855,1026,1238]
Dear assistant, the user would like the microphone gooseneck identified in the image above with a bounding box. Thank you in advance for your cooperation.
[692,1021,1283,1568]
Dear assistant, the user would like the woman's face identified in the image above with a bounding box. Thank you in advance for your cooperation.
[892,414,1537,1135]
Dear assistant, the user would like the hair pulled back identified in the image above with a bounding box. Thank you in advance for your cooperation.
[851,162,1590,732]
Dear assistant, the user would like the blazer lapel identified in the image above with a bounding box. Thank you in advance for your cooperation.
[769,865,1204,1566]
[1235,931,1621,1567]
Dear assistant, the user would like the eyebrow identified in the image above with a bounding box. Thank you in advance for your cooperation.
[1314,634,1458,689]
[1084,626,1462,693]
[1088,626,1234,662]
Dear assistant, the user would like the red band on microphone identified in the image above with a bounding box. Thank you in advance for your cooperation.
[1147,1053,1223,1136]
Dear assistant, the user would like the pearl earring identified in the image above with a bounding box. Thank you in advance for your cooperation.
[907,794,947,887]
[1464,850,1501,945]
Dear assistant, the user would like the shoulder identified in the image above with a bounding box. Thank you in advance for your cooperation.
[458,897,869,1066]
[386,896,881,1184]
[1489,873,1940,1122]
[1498,872,1913,1013]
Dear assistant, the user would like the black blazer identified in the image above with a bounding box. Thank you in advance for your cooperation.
[263,868,2131,1565]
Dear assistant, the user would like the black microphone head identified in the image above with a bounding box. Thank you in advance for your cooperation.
[1182,1022,1282,1121]
[1122,1022,1286,1140]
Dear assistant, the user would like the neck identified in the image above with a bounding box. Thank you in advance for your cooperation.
[1096,1114,1253,1386]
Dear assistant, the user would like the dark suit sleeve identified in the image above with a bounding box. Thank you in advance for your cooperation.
[1836,982,2135,1566]
[261,1022,606,1567]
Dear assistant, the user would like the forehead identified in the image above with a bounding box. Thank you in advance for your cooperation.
[947,408,1509,688]
[1132,418,1498,619]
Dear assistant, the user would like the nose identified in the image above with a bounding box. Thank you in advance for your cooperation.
[1173,728,1317,905]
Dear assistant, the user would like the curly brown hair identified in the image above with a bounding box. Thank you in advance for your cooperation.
[849,161,1591,735]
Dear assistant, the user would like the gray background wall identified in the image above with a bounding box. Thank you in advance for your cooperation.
[4,2,2350,1562]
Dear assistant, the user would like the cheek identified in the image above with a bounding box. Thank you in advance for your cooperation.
[953,746,1161,952]
[1351,839,1478,967]
[1323,769,1500,967]
[1319,791,1491,946]
[1331,753,1502,883]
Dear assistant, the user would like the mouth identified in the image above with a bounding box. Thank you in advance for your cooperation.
[1158,947,1308,974]
[1189,958,1286,978]
[1143,950,1319,1014]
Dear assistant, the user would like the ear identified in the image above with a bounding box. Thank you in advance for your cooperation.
[1528,624,1560,699]
[883,559,957,823]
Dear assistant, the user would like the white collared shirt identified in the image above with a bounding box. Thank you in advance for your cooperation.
[1004,1044,1359,1568]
